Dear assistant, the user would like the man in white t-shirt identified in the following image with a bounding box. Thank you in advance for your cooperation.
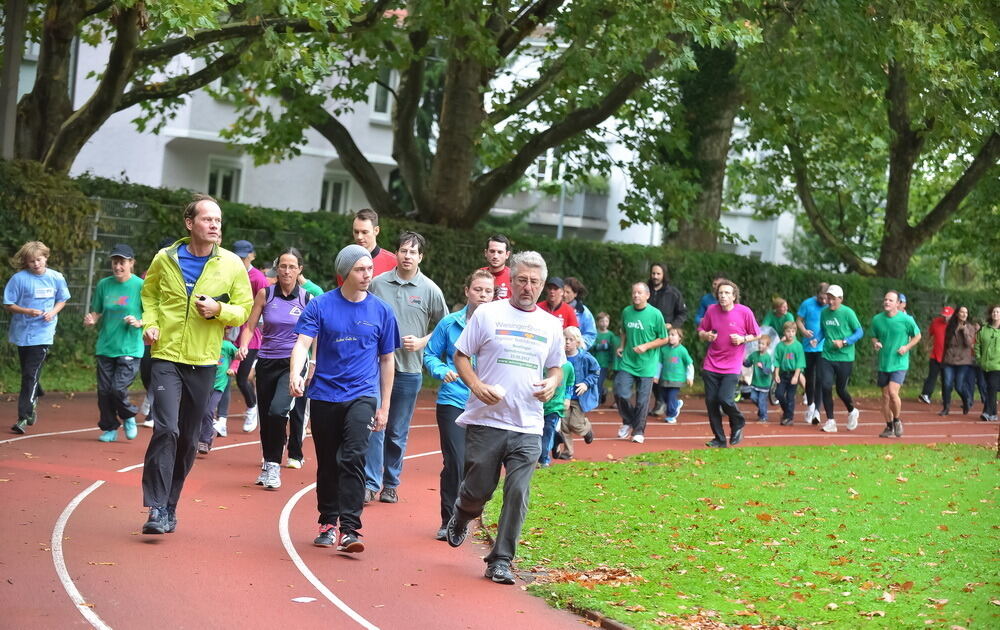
[446,251,565,586]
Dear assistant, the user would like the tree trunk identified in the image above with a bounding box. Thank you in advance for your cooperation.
[425,51,485,227]
[671,44,742,251]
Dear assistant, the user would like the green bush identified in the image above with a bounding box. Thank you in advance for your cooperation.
[2,167,995,392]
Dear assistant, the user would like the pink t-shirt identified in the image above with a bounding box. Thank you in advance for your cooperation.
[241,265,270,350]
[698,303,760,374]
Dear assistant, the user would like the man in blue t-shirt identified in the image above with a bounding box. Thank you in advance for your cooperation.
[796,282,829,424]
[290,244,400,555]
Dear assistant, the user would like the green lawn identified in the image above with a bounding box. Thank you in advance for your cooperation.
[484,444,998,629]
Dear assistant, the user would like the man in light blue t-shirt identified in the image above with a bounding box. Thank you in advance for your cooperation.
[796,282,829,424]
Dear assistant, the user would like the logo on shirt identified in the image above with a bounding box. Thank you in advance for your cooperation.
[497,328,547,343]
[407,295,422,306]
[669,356,680,364]
[355,320,376,327]
[289,306,303,317]
[34,287,55,299]
[115,296,130,306]
[625,321,644,330]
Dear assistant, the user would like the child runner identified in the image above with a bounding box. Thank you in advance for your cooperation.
[870,290,921,438]
[744,334,775,423]
[761,297,794,333]
[198,335,237,455]
[5,241,70,434]
[657,329,693,424]
[541,358,573,466]
[591,312,619,406]
[774,321,805,425]
[84,244,144,442]
[557,326,600,459]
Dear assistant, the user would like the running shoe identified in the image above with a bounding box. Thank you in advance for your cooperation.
[337,531,365,553]
[141,419,155,429]
[485,560,516,585]
[214,416,228,437]
[314,524,336,547]
[821,419,838,433]
[242,406,258,432]
[583,430,594,444]
[846,408,859,431]
[98,430,118,442]
[142,507,168,535]
[286,458,303,469]
[263,462,281,489]
[379,487,398,503]
[11,419,28,434]
[123,417,138,440]
[892,419,903,437]
[918,394,931,405]
[878,422,894,438]
[197,442,210,454]
[631,434,645,444]
[255,465,268,486]
[616,424,631,439]
[446,513,470,548]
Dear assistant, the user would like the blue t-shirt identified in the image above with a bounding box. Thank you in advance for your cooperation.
[294,289,401,403]
[177,245,210,295]
[3,269,71,346]
[796,296,826,353]
[694,293,718,326]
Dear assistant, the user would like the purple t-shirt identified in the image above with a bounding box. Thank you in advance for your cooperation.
[698,303,760,374]
[259,285,309,359]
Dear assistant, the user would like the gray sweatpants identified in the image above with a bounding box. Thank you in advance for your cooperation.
[453,425,541,564]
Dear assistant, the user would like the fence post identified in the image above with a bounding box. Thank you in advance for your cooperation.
[83,202,101,313]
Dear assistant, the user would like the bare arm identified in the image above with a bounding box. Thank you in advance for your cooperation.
[374,352,394,431]
[238,288,267,359]
[289,333,314,397]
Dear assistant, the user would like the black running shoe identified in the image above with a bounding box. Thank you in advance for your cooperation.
[485,560,515,585]
[142,507,168,535]
[337,530,365,553]
[314,523,336,547]
[446,513,469,548]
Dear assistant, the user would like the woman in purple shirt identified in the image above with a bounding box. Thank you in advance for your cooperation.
[239,248,313,489]
[697,280,760,448]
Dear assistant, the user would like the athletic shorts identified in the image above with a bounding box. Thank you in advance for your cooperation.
[876,370,907,387]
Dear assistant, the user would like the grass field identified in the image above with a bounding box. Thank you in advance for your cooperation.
[484,443,998,629]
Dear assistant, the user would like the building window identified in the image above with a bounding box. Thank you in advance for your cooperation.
[207,158,242,202]
[320,174,350,213]
[370,68,397,123]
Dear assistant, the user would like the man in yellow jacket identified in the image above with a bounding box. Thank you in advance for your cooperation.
[140,194,253,534]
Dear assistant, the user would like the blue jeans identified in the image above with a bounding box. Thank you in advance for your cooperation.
[598,367,610,404]
[941,364,973,409]
[365,371,422,491]
[662,387,681,417]
[539,412,560,465]
[750,388,769,421]
[776,371,796,420]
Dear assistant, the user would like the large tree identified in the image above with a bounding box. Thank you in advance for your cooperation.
[217,0,761,228]
[2,0,366,174]
[733,0,999,278]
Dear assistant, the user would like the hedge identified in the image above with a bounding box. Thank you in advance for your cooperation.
[1,163,996,392]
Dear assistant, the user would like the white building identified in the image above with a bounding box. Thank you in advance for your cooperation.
[20,38,794,263]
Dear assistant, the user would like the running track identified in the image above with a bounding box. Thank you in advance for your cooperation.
[2,392,996,629]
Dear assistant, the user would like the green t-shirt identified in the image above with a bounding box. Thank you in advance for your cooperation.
[775,339,806,372]
[658,343,693,383]
[91,275,144,358]
[301,279,324,297]
[746,350,775,389]
[620,305,668,378]
[870,311,920,372]
[761,311,794,334]
[591,330,620,369]
[820,305,863,362]
[543,360,575,417]
[214,340,237,391]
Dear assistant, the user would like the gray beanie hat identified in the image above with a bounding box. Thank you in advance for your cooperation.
[336,244,372,279]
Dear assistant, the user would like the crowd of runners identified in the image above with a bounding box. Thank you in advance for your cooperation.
[5,196,1000,586]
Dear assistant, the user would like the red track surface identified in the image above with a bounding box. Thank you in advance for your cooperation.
[2,392,996,629]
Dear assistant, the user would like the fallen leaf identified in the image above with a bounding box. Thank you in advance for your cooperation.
[625,605,646,612]
[87,562,116,566]
[896,476,908,483]
[792,592,808,602]
[713,483,731,489]
[826,603,838,610]
[937,525,949,531]
[848,488,859,496]
[881,591,895,602]
[860,610,886,617]
[756,513,773,522]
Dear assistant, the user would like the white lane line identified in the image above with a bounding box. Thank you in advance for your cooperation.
[116,439,266,472]
[278,448,441,630]
[595,432,998,442]
[0,427,96,445]
[51,480,112,630]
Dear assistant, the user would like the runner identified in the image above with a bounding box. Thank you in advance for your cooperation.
[139,194,253,534]
[817,284,863,433]
[562,277,596,348]
[5,241,70,434]
[647,263,687,416]
[976,305,1000,422]
[337,208,397,284]
[481,234,512,301]
[139,236,178,429]
[232,239,269,433]
[290,244,400,553]
[365,231,448,504]
[697,280,760,447]
[796,282,829,424]
[445,251,565,586]
[870,291,921,438]
[239,247,313,488]
[918,306,953,405]
[615,282,669,444]
[423,269,494,540]
[693,272,725,326]
[940,306,977,416]
[83,244,144,442]
[537,277,579,329]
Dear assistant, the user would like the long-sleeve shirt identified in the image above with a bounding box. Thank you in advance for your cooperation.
[423,306,473,409]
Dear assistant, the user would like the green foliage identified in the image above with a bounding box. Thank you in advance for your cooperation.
[485,444,998,629]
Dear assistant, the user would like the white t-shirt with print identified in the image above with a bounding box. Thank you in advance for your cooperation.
[454,299,566,435]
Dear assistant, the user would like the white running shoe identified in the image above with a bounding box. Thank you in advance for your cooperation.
[846,408,859,431]
[286,458,303,469]
[805,403,816,424]
[665,416,677,424]
[214,416,228,438]
[243,406,258,432]
[617,424,631,439]
[255,466,268,486]
[676,399,685,415]
[632,434,645,444]
[821,419,838,433]
[141,419,154,428]
[263,462,281,489]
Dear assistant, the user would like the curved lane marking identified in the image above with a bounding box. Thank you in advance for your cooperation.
[0,427,97,445]
[51,480,112,630]
[279,449,441,630]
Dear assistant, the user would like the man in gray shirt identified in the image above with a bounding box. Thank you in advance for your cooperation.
[365,231,448,503]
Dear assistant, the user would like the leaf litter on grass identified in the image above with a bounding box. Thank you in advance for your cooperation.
[484,443,998,629]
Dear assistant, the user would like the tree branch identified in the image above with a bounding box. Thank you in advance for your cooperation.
[392,29,432,212]
[84,0,115,18]
[913,131,1000,235]
[135,0,392,66]
[486,34,584,127]
[786,138,878,276]
[471,46,672,215]
[497,0,567,58]
[117,39,255,111]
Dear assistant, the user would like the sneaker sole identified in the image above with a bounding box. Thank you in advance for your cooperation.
[337,541,365,553]
[314,538,335,547]
[142,524,166,535]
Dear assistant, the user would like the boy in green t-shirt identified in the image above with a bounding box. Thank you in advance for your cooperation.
[198,338,237,455]
[743,334,775,422]
[541,360,574,465]
[615,283,669,444]
[774,321,806,425]
[591,312,620,407]
[657,329,693,424]
[870,291,921,439]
